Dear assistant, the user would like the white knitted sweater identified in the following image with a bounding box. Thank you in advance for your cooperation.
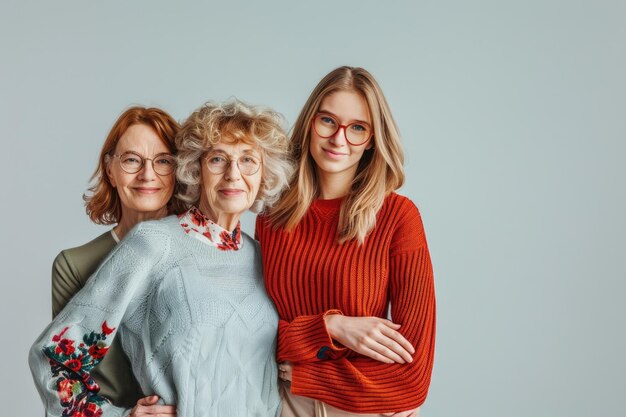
[29,215,281,417]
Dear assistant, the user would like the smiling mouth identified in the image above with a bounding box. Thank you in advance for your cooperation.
[219,189,244,196]
[133,187,161,194]
[322,148,347,158]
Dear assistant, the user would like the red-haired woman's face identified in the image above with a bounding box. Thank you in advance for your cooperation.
[106,124,175,221]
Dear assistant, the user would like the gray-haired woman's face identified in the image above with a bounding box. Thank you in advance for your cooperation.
[197,140,263,229]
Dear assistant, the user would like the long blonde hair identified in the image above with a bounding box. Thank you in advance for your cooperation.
[269,66,405,243]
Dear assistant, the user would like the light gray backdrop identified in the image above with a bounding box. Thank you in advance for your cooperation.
[1,1,624,416]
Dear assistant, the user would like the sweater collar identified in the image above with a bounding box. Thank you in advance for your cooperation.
[310,197,343,221]
[178,206,242,251]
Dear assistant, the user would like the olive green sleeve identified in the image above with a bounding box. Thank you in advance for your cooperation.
[47,231,143,407]
[51,231,116,318]
[51,251,83,318]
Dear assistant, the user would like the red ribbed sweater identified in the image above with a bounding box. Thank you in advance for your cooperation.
[255,193,436,413]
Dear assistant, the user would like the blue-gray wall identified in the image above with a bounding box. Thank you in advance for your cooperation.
[1,1,624,416]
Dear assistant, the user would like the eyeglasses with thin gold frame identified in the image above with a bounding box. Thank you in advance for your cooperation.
[108,151,176,176]
[204,151,262,176]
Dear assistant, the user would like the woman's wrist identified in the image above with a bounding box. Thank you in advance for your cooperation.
[324,313,341,339]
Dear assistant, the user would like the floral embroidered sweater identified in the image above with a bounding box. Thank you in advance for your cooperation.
[30,208,281,417]
[51,230,144,408]
[255,193,436,413]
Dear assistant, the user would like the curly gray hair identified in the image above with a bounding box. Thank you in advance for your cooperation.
[175,100,293,213]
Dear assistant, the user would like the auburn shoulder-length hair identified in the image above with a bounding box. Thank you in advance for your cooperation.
[84,106,181,224]
[268,66,405,243]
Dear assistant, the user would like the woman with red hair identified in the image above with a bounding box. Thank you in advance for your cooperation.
[51,106,181,416]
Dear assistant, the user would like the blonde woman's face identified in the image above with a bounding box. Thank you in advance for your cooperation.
[106,124,175,219]
[309,90,373,188]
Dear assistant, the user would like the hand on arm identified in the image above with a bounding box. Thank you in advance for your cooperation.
[30,224,171,417]
[324,314,415,364]
[288,201,436,412]
[277,310,349,363]
[276,311,415,365]
[278,361,293,382]
[130,396,176,416]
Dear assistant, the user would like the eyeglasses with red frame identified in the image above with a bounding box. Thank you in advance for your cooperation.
[311,113,372,146]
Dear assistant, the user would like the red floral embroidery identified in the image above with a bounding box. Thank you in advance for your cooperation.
[217,229,240,250]
[73,401,103,417]
[43,321,116,417]
[56,338,75,356]
[88,344,108,359]
[66,358,83,372]
[189,207,208,227]
[83,402,103,417]
[179,206,241,251]
[57,379,75,403]
[101,321,115,335]
[202,231,215,242]
[52,326,69,342]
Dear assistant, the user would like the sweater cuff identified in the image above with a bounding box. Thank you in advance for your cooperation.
[318,309,347,359]
[277,309,348,363]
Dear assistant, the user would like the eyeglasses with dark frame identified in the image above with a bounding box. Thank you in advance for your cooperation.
[312,112,373,146]
[109,151,176,176]
[204,151,262,176]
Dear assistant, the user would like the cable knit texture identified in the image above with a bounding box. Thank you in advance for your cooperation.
[51,230,144,408]
[30,214,281,417]
[256,193,436,413]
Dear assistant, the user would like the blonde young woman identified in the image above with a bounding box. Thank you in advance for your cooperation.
[51,106,181,414]
[256,66,436,417]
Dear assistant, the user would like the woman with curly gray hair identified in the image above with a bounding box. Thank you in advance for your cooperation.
[30,99,293,417]
[176,100,293,215]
